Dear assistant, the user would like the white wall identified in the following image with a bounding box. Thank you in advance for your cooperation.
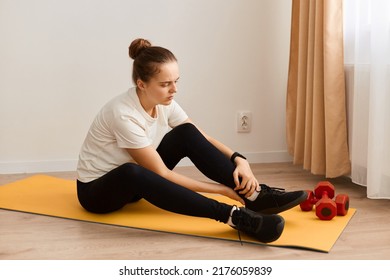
[0,0,292,173]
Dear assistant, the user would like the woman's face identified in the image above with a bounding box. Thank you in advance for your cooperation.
[138,61,180,107]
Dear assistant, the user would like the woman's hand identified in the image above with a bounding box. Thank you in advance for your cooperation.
[232,157,259,198]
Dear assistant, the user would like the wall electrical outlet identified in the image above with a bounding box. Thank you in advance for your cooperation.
[237,111,252,133]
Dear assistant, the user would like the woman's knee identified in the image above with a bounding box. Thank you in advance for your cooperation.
[172,122,201,138]
[175,122,197,131]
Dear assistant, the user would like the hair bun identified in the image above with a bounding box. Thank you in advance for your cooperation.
[129,38,152,59]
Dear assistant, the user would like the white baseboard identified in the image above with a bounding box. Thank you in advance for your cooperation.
[0,151,292,174]
[0,160,78,174]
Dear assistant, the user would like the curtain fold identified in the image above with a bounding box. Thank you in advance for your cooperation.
[286,0,350,178]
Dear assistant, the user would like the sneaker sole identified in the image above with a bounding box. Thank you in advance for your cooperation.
[259,191,308,214]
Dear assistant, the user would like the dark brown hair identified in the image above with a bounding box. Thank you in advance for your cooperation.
[129,38,177,84]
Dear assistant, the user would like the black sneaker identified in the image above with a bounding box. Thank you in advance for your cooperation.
[231,207,285,243]
[245,184,308,214]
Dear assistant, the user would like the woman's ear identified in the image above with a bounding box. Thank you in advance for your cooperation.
[136,79,146,91]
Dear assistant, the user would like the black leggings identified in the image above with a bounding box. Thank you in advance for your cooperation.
[77,123,237,223]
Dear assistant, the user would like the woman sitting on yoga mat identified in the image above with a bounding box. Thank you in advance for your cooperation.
[76,38,307,243]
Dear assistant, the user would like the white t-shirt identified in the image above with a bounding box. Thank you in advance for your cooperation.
[77,87,188,182]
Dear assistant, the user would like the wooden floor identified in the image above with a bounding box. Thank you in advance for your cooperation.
[1,162,389,260]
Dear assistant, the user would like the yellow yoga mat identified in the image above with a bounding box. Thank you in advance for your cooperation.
[0,175,356,253]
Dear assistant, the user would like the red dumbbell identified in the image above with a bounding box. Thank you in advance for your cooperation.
[335,192,350,216]
[300,181,349,220]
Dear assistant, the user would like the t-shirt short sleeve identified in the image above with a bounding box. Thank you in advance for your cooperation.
[113,112,152,149]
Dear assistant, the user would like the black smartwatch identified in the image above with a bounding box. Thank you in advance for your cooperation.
[230,152,247,163]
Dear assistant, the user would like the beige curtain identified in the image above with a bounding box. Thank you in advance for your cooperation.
[286,0,350,178]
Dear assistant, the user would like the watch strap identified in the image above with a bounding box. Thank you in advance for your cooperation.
[230,152,247,163]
